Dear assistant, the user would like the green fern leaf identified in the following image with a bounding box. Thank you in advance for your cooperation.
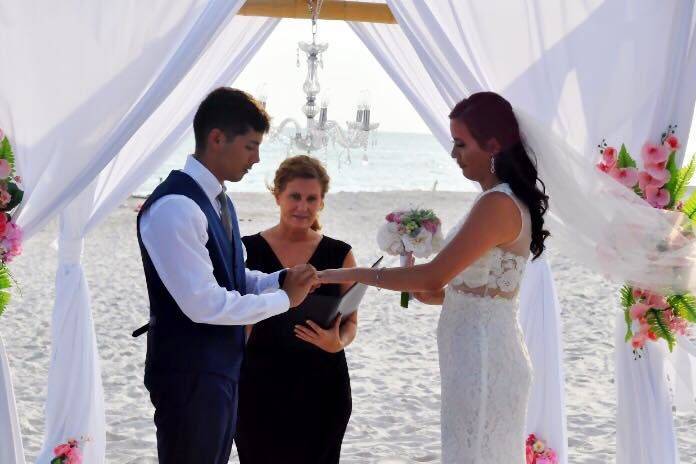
[682,189,696,223]
[0,266,12,318]
[0,266,11,290]
[620,285,635,341]
[0,290,10,318]
[664,151,680,208]
[647,309,676,351]
[668,294,696,323]
[617,144,636,168]
[0,137,14,172]
[674,156,696,203]
[623,308,633,342]
[620,285,634,308]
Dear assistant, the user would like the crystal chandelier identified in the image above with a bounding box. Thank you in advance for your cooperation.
[260,0,379,161]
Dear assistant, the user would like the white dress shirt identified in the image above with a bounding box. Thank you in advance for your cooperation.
[139,156,290,325]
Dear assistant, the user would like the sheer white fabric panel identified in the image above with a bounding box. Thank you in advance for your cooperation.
[86,16,279,234]
[349,20,568,463]
[35,15,276,464]
[614,312,679,463]
[0,0,246,239]
[387,1,696,154]
[0,2,255,462]
[36,182,104,464]
[388,1,696,463]
[0,335,25,464]
[349,23,452,152]
[519,256,568,464]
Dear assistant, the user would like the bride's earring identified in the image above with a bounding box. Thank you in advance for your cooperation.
[489,156,496,174]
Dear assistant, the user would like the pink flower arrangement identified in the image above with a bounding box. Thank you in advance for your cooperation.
[598,126,696,353]
[51,438,83,464]
[596,130,678,209]
[525,434,558,464]
[0,128,24,318]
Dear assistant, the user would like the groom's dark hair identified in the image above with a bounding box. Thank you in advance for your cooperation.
[193,87,270,151]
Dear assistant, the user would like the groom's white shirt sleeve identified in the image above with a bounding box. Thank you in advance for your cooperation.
[139,156,290,325]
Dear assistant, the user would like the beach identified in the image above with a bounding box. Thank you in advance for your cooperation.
[2,191,695,463]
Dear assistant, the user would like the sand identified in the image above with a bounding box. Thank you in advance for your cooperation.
[2,191,695,463]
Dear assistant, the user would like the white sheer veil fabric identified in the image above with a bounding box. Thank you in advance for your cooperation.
[515,109,696,295]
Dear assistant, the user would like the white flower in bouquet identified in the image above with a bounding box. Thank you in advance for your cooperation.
[377,221,405,255]
[403,227,435,258]
[431,228,444,253]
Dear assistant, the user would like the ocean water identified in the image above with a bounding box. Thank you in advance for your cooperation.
[134,131,476,195]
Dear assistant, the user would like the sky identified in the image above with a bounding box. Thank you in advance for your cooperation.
[233,18,696,155]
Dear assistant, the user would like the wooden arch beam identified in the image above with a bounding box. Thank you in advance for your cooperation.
[238,0,397,24]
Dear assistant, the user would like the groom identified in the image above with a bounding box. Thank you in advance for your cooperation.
[136,87,318,463]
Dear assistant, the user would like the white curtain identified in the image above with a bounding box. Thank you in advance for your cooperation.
[519,257,568,463]
[35,15,277,464]
[386,1,696,463]
[0,2,271,462]
[0,0,244,240]
[350,21,568,463]
[85,19,279,235]
[0,335,24,464]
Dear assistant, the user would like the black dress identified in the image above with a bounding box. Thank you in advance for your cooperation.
[235,233,353,464]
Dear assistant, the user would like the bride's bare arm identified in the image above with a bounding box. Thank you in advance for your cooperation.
[412,289,446,305]
[318,193,521,292]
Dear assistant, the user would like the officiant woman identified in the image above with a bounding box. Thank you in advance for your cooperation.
[235,155,358,463]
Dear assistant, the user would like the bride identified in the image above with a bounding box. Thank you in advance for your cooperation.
[318,92,550,463]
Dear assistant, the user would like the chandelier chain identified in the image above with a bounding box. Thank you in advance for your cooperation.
[307,0,323,37]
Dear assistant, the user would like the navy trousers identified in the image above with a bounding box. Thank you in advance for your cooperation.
[146,371,238,464]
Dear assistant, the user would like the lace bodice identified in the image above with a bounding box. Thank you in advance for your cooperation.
[445,183,531,298]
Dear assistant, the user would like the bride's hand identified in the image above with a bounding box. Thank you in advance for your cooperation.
[317,268,353,284]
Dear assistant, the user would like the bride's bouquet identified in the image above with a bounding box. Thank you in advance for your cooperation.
[377,208,444,307]
[596,127,695,354]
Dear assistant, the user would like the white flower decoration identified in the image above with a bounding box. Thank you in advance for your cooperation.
[377,222,405,256]
[403,228,434,258]
[496,268,520,292]
[431,228,445,253]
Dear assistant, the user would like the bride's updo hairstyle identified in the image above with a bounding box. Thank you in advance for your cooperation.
[449,92,550,259]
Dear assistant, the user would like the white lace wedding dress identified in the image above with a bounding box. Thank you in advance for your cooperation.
[438,183,533,463]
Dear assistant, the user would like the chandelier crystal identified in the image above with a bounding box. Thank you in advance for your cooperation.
[260,0,379,163]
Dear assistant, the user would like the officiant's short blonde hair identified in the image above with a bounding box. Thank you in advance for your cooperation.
[270,155,330,231]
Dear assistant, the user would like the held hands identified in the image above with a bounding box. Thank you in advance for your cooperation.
[283,264,319,308]
[294,314,344,353]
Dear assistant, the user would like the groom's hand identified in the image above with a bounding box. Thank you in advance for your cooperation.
[283,264,318,308]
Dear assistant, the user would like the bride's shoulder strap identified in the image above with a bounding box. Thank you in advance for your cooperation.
[477,183,527,242]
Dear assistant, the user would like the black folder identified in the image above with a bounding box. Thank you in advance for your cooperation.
[286,256,383,329]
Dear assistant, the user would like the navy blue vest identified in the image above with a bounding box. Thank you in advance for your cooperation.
[137,170,247,380]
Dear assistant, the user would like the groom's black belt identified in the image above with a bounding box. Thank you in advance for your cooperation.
[132,317,155,338]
